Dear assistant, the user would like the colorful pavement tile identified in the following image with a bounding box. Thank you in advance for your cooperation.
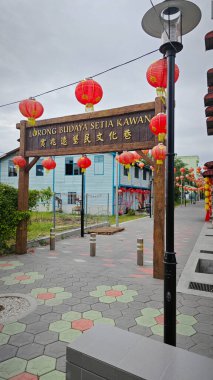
[50,310,115,343]
[0,358,27,378]
[30,288,72,306]
[89,285,138,303]
[136,307,197,337]
[0,272,44,285]
[26,356,56,376]
[0,261,23,271]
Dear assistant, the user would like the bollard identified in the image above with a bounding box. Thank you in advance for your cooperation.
[137,238,143,266]
[50,228,55,251]
[90,233,96,257]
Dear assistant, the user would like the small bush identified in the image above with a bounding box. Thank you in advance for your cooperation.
[0,184,53,252]
[127,208,135,216]
[0,184,30,251]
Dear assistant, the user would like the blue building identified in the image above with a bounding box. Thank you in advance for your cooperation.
[0,148,151,215]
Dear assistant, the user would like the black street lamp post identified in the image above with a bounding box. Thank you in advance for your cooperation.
[81,172,85,238]
[142,0,201,346]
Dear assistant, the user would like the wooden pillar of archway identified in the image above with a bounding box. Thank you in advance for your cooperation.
[153,97,165,279]
[16,122,29,254]
[16,121,39,254]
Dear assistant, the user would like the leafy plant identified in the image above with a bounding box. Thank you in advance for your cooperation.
[0,184,30,251]
[0,184,53,252]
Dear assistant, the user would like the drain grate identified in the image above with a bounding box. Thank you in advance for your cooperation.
[189,282,213,292]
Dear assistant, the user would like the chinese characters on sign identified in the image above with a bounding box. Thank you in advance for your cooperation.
[23,106,155,156]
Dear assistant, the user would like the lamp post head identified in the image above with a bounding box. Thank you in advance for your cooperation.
[142,0,201,54]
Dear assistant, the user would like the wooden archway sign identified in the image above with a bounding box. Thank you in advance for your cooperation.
[16,97,165,279]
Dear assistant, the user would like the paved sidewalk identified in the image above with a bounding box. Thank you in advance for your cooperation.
[0,201,213,379]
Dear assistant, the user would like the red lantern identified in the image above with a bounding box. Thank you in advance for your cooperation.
[180,167,186,174]
[146,58,179,96]
[75,79,103,112]
[151,143,166,165]
[19,98,44,126]
[175,176,180,181]
[132,151,141,163]
[149,113,167,142]
[180,175,184,180]
[77,155,92,173]
[142,150,149,155]
[12,156,27,169]
[118,151,135,169]
[42,157,56,172]
[189,167,194,173]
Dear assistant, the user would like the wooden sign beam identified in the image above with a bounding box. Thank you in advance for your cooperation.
[17,102,156,157]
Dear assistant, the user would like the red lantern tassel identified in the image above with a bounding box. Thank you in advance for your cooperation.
[205,210,210,222]
[28,117,36,126]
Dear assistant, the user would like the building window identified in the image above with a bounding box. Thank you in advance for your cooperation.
[124,167,128,176]
[8,160,17,177]
[94,155,104,175]
[73,163,81,175]
[143,169,147,180]
[68,192,77,204]
[65,158,80,175]
[65,157,73,175]
[36,159,44,176]
[135,166,139,179]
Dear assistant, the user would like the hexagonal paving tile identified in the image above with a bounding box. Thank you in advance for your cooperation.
[105,290,123,297]
[0,261,24,270]
[44,341,66,358]
[37,293,56,300]
[62,311,81,322]
[40,370,65,379]
[10,372,38,379]
[136,307,198,337]
[49,320,71,333]
[17,343,44,360]
[0,344,18,362]
[82,310,102,321]
[0,357,27,378]
[31,288,72,306]
[3,322,26,335]
[72,319,93,332]
[26,355,56,376]
[176,314,197,326]
[59,328,81,343]
[0,333,10,345]
[90,285,138,304]
[94,318,115,326]
[0,272,44,285]
[9,332,34,347]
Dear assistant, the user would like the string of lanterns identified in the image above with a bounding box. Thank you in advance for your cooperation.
[204,177,212,222]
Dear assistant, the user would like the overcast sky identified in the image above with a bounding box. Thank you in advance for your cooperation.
[0,0,212,165]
